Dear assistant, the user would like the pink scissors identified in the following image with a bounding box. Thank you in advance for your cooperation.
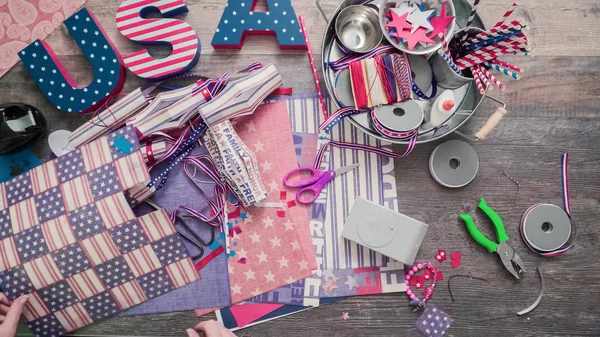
[283,164,359,204]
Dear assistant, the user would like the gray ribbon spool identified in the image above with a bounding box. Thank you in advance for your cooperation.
[408,55,432,94]
[522,204,572,252]
[429,140,479,188]
[374,100,424,132]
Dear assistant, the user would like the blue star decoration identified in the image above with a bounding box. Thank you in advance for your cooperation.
[211,0,306,50]
[112,136,133,154]
[240,212,248,220]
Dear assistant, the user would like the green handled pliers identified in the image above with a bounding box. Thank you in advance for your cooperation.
[460,198,526,279]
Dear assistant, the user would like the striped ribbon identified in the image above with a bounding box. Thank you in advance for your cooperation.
[520,153,575,256]
[327,45,395,72]
[369,109,420,141]
[313,105,418,169]
[412,77,437,100]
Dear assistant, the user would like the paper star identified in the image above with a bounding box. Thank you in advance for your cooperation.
[395,27,434,50]
[391,1,417,17]
[257,251,268,263]
[406,5,435,33]
[427,2,455,39]
[345,275,358,290]
[113,136,133,154]
[386,11,412,34]
[341,312,350,320]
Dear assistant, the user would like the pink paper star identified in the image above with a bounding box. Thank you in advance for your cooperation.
[427,3,455,39]
[385,11,412,34]
[394,27,434,50]
[341,312,350,320]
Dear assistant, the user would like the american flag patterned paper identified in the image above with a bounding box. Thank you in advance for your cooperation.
[0,126,200,337]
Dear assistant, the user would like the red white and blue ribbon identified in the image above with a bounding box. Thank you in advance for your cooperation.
[520,153,575,257]
[327,45,396,72]
[313,105,418,169]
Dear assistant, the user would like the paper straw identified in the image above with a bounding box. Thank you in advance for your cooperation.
[438,49,462,75]
[466,0,481,28]
[485,62,521,79]
[480,66,506,90]
[474,66,492,90]
[491,59,524,72]
[463,21,523,46]
[472,67,485,93]
[464,30,523,51]
[456,40,528,69]
[299,15,328,119]
[494,2,519,27]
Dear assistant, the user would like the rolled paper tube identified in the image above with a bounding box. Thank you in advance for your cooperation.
[438,49,462,75]
[480,66,506,90]
[475,106,507,140]
[472,68,485,94]
[494,2,519,27]
[464,30,524,51]
[474,66,492,90]
[463,21,523,45]
[68,88,149,148]
[491,59,524,73]
[485,62,521,80]
[299,15,328,118]
[465,0,481,29]
[198,64,282,126]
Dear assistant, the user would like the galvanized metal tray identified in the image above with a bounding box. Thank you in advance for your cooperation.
[318,0,493,144]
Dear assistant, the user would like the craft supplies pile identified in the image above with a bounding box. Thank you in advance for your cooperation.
[0,0,571,336]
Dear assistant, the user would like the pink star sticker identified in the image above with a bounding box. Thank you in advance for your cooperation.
[427,2,455,39]
[394,27,434,50]
[385,11,412,34]
[341,312,350,320]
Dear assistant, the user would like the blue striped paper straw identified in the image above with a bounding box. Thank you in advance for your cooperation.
[485,62,521,79]
[438,50,462,75]
[465,30,523,51]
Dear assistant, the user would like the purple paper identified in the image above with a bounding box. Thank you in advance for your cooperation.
[415,305,453,337]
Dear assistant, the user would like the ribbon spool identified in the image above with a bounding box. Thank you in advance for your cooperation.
[408,55,437,100]
[371,100,423,140]
[429,140,479,188]
[521,204,572,254]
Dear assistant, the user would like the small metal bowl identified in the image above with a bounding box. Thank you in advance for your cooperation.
[335,5,383,54]
[379,0,457,55]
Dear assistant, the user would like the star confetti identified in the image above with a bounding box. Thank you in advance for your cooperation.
[435,249,447,262]
[112,135,133,154]
[450,252,462,261]
[391,2,417,18]
[427,2,455,39]
[406,5,435,33]
[341,312,350,321]
[394,28,434,50]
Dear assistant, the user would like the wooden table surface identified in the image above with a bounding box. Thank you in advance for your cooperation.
[2,0,600,336]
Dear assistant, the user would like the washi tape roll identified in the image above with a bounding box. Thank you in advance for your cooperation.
[371,100,423,140]
[429,140,478,188]
[521,204,572,253]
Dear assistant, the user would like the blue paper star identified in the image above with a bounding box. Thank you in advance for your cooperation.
[113,135,132,154]
[240,213,248,220]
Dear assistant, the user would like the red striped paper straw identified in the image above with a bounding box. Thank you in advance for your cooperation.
[472,67,485,94]
[474,66,492,90]
[491,59,524,72]
[463,20,523,45]
[494,2,519,27]
[481,66,506,90]
[299,16,328,119]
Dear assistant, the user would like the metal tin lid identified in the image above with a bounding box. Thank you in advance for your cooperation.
[335,69,354,107]
[374,100,424,132]
[429,140,478,188]
[522,204,572,252]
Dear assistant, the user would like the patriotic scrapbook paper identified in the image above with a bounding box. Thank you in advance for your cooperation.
[0,127,200,337]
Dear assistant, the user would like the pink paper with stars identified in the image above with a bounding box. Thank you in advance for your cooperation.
[0,0,87,78]
[226,100,316,304]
